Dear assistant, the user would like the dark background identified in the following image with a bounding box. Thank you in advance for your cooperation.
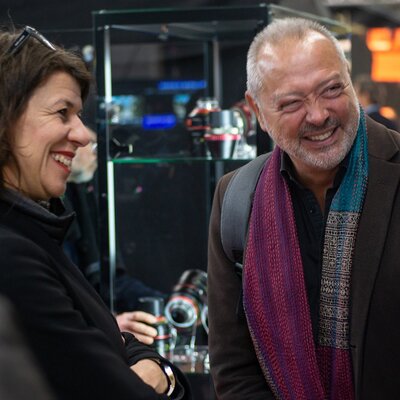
[2,0,399,294]
[1,0,399,104]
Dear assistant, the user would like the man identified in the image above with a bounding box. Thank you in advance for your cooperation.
[64,128,166,344]
[208,17,400,400]
[354,74,398,130]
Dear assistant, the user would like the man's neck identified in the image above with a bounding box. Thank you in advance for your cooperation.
[295,166,339,212]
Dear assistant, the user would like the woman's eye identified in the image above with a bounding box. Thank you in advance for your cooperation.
[58,108,68,117]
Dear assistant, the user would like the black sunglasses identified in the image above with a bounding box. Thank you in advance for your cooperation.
[7,26,56,55]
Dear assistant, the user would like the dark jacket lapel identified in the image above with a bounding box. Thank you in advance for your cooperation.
[350,116,400,396]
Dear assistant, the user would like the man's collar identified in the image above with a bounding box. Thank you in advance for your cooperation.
[280,151,349,190]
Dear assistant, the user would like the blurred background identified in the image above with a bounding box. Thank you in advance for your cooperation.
[2,0,399,324]
[2,2,399,397]
[2,0,400,311]
[1,0,399,121]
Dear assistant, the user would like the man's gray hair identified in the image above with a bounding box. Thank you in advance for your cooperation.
[246,18,347,98]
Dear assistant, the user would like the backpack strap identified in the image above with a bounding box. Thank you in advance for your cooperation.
[221,152,271,270]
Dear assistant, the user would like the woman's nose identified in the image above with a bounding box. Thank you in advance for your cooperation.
[69,117,91,147]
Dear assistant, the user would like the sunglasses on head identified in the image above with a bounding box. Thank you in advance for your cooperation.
[7,26,56,55]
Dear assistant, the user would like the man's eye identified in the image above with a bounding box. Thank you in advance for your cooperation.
[324,85,342,98]
[280,100,301,112]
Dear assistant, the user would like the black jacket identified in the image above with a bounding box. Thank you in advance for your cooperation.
[208,116,400,399]
[0,190,189,400]
[0,295,55,400]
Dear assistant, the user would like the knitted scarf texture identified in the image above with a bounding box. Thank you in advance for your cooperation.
[243,109,368,400]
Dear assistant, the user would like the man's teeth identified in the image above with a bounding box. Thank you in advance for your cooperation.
[308,130,334,141]
[52,154,72,168]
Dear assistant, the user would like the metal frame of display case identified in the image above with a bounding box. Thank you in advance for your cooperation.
[92,4,272,310]
[92,4,350,310]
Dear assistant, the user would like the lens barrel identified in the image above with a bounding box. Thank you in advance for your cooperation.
[165,269,207,331]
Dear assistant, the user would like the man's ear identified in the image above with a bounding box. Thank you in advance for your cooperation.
[245,91,267,132]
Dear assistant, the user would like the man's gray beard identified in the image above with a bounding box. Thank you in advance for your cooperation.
[267,107,360,171]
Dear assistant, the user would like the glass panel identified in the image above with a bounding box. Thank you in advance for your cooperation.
[108,40,206,160]
[94,6,351,337]
[113,158,249,294]
[114,161,209,294]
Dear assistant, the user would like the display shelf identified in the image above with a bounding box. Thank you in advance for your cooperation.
[112,156,252,164]
[93,3,351,311]
[93,5,270,310]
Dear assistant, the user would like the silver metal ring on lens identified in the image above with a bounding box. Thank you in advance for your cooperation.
[165,297,198,329]
[201,305,208,334]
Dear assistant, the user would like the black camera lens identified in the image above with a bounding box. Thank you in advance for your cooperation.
[165,269,207,331]
[137,297,174,358]
[137,296,165,316]
[171,308,190,324]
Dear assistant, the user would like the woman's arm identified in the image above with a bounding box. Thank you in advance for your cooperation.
[0,230,170,400]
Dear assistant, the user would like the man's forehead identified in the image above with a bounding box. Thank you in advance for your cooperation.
[257,32,339,78]
[260,30,329,58]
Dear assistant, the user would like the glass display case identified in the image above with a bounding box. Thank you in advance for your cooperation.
[92,5,350,398]
[92,3,350,310]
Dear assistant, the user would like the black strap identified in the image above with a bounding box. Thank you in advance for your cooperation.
[221,152,271,265]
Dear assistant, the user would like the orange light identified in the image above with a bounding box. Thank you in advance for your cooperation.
[371,51,400,82]
[393,28,400,51]
[366,28,393,52]
[380,106,397,120]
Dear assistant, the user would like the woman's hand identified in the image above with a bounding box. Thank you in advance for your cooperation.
[116,311,158,345]
[130,359,168,394]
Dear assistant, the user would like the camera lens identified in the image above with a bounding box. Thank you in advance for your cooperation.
[201,305,208,334]
[137,297,174,358]
[171,308,190,325]
[137,296,164,316]
[165,269,207,331]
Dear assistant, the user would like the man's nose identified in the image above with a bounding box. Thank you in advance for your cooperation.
[305,99,329,126]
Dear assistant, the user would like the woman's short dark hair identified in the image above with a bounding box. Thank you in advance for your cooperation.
[0,26,92,181]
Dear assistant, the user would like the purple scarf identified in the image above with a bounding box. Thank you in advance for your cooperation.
[243,111,368,399]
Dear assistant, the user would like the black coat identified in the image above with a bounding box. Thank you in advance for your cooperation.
[0,191,189,400]
[208,116,400,399]
[0,295,55,400]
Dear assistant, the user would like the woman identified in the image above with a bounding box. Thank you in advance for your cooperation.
[0,26,189,400]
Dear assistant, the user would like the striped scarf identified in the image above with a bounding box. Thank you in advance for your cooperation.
[243,109,368,399]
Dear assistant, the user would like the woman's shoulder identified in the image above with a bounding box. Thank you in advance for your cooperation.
[0,223,54,280]
[0,223,33,253]
[0,222,39,249]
